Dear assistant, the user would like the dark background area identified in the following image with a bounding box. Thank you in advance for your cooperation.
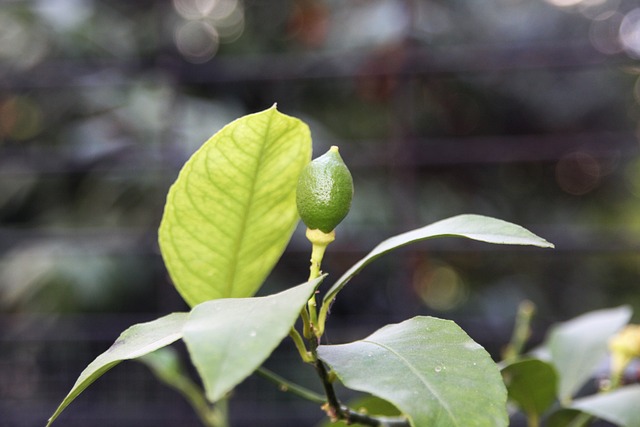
[1,0,640,425]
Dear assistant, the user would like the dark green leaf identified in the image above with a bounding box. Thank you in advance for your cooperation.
[318,316,508,427]
[502,358,557,420]
[546,408,591,427]
[323,214,553,306]
[316,395,401,427]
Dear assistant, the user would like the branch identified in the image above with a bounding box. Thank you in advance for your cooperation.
[315,359,410,427]
[339,406,411,427]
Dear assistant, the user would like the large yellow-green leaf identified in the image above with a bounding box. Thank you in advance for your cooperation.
[159,106,312,306]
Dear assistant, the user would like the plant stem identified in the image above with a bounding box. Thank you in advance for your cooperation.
[140,350,227,427]
[299,230,409,426]
[289,327,313,363]
[256,367,326,404]
[315,358,342,418]
[307,239,328,326]
[300,305,312,339]
[176,380,220,427]
[503,299,535,361]
[259,363,409,425]
[308,239,329,281]
[306,228,334,281]
[314,358,410,426]
[174,380,228,427]
[305,228,335,337]
[209,398,229,427]
[317,297,331,337]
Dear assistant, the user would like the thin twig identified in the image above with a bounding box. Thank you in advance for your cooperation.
[503,300,535,361]
[256,367,326,404]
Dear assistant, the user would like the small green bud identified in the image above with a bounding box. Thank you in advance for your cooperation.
[296,146,354,233]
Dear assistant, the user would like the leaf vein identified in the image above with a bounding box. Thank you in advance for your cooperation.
[362,340,459,426]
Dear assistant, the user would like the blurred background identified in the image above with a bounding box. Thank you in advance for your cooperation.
[1,0,640,425]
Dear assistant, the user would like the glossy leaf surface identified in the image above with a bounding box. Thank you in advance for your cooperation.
[318,316,508,427]
[47,313,188,426]
[323,214,553,304]
[159,106,312,306]
[182,278,322,402]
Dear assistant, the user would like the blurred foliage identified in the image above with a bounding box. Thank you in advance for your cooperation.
[1,1,640,423]
[0,0,638,318]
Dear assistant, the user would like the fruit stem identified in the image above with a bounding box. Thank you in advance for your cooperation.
[305,228,335,337]
[308,228,335,280]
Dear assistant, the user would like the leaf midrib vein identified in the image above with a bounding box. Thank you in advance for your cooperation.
[362,339,459,426]
[224,113,295,297]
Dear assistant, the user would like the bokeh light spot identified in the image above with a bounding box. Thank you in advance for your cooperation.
[35,0,93,31]
[0,12,49,69]
[0,96,43,141]
[555,151,602,195]
[623,156,640,197]
[174,0,216,20]
[172,0,243,60]
[173,0,240,22]
[215,3,245,42]
[175,20,219,63]
[589,11,624,54]
[413,261,468,311]
[545,0,585,8]
[620,8,640,58]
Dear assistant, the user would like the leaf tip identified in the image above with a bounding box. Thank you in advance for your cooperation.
[538,239,555,249]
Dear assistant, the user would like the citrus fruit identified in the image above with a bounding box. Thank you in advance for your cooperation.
[296,146,354,233]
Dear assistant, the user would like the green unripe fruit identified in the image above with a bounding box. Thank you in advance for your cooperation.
[296,146,354,233]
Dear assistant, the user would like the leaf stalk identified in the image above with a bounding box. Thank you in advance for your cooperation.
[289,327,314,363]
[256,367,325,404]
